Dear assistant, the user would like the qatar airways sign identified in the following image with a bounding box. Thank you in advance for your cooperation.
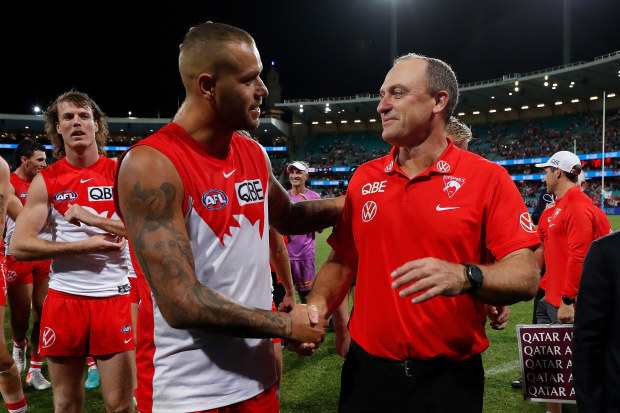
[516,324,576,404]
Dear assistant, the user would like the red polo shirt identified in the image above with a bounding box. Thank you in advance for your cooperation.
[537,205,556,292]
[545,186,612,306]
[329,142,540,361]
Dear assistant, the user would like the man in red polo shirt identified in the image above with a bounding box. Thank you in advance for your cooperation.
[534,151,611,413]
[293,53,540,412]
[534,151,612,326]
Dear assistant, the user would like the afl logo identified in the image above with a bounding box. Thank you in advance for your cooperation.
[41,327,56,348]
[436,161,451,173]
[54,190,78,203]
[519,212,537,233]
[202,190,228,210]
[121,324,132,334]
[362,201,377,222]
[384,161,394,173]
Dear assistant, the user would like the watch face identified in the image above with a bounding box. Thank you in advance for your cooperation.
[467,265,484,290]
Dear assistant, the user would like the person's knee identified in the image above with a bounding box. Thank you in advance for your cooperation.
[0,357,16,373]
[0,362,18,379]
[105,397,133,413]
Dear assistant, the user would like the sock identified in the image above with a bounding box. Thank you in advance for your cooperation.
[28,354,44,374]
[11,339,26,350]
[87,356,97,371]
[5,396,27,413]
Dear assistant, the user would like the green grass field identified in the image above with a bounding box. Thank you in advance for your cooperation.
[5,215,620,412]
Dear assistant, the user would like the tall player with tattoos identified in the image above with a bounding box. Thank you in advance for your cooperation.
[116,22,340,412]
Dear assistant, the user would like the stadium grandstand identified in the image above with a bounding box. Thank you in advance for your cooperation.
[1,51,619,212]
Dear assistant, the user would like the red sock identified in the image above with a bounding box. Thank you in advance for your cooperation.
[5,396,27,413]
[87,356,97,370]
[28,353,44,373]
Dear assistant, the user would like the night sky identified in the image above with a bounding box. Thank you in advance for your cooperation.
[1,0,619,118]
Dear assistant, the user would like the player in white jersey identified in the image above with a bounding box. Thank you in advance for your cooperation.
[11,90,133,413]
[116,22,341,412]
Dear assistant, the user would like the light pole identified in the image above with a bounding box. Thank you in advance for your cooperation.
[562,0,571,65]
[390,0,397,63]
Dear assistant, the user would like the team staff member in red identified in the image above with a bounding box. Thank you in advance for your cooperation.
[11,90,134,413]
[293,53,540,412]
[5,139,51,390]
[534,151,612,325]
[534,151,611,413]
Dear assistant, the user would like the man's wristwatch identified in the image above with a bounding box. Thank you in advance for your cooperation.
[562,296,576,305]
[462,264,484,294]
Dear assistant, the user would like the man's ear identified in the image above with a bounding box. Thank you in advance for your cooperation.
[432,90,449,115]
[198,73,216,100]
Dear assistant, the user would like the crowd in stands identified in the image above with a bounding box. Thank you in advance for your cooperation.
[2,110,619,205]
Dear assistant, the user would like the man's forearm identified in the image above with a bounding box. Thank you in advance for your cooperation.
[472,249,539,305]
[271,198,340,235]
[306,250,355,319]
[11,236,88,261]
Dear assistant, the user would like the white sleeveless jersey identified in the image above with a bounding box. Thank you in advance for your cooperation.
[120,124,276,412]
[41,156,129,297]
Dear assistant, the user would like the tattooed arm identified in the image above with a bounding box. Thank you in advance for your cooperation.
[11,174,125,261]
[265,152,344,235]
[117,146,325,343]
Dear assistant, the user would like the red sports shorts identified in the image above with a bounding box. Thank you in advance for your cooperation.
[5,255,51,286]
[39,289,134,357]
[194,384,278,413]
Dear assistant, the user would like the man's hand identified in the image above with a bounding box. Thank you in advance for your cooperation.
[64,203,96,227]
[391,258,468,304]
[557,302,575,324]
[278,290,296,313]
[486,305,511,330]
[285,304,327,356]
[83,234,126,253]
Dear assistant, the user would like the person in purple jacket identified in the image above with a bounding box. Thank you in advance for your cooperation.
[286,161,322,303]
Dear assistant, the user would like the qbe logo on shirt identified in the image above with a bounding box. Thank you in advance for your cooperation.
[88,186,114,202]
[235,179,264,206]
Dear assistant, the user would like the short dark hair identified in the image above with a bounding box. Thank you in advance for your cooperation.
[14,139,45,166]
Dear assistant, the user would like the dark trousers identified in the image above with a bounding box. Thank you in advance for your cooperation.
[339,341,485,413]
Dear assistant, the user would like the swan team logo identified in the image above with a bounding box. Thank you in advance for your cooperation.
[442,176,466,198]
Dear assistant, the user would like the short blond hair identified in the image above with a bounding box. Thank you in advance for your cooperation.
[445,116,472,149]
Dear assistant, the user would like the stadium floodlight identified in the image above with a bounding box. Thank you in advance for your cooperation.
[537,103,545,107]
[555,101,563,105]
[354,120,361,123]
[590,96,598,100]
[128,111,132,117]
[489,109,497,113]
[571,99,579,103]
[458,112,465,116]
[608,93,616,98]
[505,108,512,111]
[312,121,319,125]
[521,105,529,110]
[326,121,333,124]
[369,118,377,122]
[33,106,41,114]
[472,111,480,115]
[341,120,348,124]
[544,82,549,87]
[293,122,302,125]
